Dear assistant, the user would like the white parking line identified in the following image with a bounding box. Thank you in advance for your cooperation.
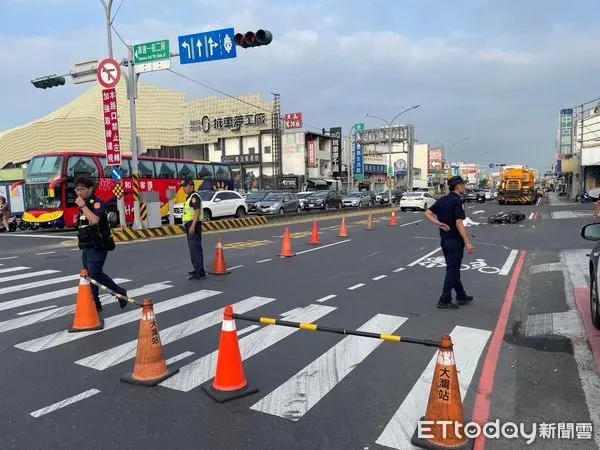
[347,283,365,290]
[229,265,244,270]
[0,256,18,260]
[372,275,387,281]
[400,220,422,227]
[316,294,337,303]
[35,251,56,255]
[393,268,405,273]
[256,259,272,264]
[295,239,351,256]
[30,389,100,418]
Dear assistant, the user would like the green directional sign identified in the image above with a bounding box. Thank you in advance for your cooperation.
[387,166,393,177]
[355,123,364,131]
[133,39,170,64]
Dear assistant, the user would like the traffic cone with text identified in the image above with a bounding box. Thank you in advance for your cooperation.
[208,237,231,275]
[389,211,399,227]
[365,214,374,230]
[338,218,349,237]
[120,299,179,387]
[309,220,321,245]
[279,227,296,257]
[202,305,258,403]
[411,335,472,449]
[68,269,104,333]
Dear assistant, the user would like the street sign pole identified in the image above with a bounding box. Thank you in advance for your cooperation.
[126,47,143,231]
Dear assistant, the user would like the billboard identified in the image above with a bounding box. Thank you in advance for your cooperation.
[428,147,443,171]
[307,140,316,167]
[284,112,303,129]
[559,108,573,154]
[329,127,342,174]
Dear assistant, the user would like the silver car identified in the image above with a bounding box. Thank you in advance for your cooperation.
[259,192,302,215]
[342,192,371,207]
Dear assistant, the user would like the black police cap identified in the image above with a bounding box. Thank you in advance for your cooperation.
[447,175,466,187]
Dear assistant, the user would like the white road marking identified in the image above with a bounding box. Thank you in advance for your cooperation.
[393,268,405,273]
[159,304,336,392]
[250,314,408,421]
[316,294,337,303]
[537,197,542,206]
[563,249,590,289]
[2,282,169,335]
[165,351,195,366]
[15,286,211,352]
[0,266,29,274]
[471,210,485,215]
[0,274,80,294]
[375,326,491,449]
[529,262,563,274]
[35,251,56,255]
[372,275,387,280]
[499,249,519,276]
[295,239,351,255]
[551,210,577,219]
[256,259,272,263]
[280,308,298,317]
[0,269,59,283]
[0,256,18,260]
[75,296,276,370]
[30,389,100,418]
[229,265,244,270]
[348,283,365,290]
[407,247,441,267]
[4,234,77,239]
[238,325,260,335]
[528,212,535,220]
[17,305,58,316]
[400,220,422,227]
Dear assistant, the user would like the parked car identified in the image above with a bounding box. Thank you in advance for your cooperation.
[244,190,272,214]
[377,189,403,204]
[580,222,600,329]
[342,192,371,208]
[198,190,247,221]
[304,190,343,210]
[259,192,301,215]
[296,191,315,210]
[400,191,436,211]
[463,189,479,202]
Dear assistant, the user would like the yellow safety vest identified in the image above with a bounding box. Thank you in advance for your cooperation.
[183,192,203,223]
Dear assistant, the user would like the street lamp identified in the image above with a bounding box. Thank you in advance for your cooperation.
[366,105,420,204]
[99,0,115,58]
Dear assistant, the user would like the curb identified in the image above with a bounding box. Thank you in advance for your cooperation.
[109,205,397,243]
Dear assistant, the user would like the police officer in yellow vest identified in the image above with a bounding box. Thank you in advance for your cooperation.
[181,179,206,280]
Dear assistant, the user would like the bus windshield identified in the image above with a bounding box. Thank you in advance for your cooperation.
[24,184,61,210]
[26,156,64,182]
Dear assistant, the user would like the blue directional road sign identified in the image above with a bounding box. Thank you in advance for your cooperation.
[111,167,123,183]
[178,28,237,65]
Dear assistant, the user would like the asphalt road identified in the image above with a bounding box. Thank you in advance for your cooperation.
[1,195,599,449]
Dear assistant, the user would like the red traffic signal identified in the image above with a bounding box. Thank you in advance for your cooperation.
[234,29,273,48]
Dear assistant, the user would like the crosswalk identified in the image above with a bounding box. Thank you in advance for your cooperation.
[1,260,494,449]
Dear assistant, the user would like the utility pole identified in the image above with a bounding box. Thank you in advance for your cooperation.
[126,48,143,230]
[366,105,420,201]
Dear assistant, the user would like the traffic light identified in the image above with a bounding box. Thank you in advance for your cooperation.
[234,29,273,48]
[31,75,66,89]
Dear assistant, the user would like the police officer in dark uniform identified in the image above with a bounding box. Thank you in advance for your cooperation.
[425,176,475,309]
[75,176,128,311]
[181,179,206,280]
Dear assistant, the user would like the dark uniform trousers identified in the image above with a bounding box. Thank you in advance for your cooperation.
[82,248,125,303]
[185,222,205,275]
[440,237,467,301]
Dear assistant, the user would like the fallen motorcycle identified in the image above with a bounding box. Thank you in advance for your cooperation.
[487,211,526,224]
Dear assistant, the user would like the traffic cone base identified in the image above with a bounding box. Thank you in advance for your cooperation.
[411,416,473,450]
[201,379,259,403]
[69,269,104,333]
[411,335,471,450]
[120,299,179,387]
[208,238,231,275]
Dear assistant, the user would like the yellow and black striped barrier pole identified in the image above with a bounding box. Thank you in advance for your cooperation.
[231,312,440,347]
[132,174,140,203]
[85,276,143,308]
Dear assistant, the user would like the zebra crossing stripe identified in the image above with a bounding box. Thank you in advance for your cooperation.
[75,296,277,371]
[374,325,491,450]
[249,313,408,421]
[14,285,209,352]
[0,266,29,274]
[0,274,80,296]
[0,278,132,334]
[0,270,59,283]
[159,303,336,392]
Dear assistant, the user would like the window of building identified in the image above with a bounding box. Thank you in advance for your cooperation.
[248,147,256,154]
[264,146,271,154]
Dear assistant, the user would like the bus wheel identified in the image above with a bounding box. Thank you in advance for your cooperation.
[106,206,120,228]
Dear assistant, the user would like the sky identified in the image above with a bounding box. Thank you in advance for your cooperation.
[2,0,600,173]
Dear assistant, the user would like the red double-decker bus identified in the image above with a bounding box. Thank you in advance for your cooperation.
[13,151,234,229]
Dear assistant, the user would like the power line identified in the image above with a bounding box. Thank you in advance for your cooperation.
[110,0,126,23]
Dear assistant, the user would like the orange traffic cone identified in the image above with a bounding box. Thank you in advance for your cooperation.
[68,269,104,333]
[202,305,258,403]
[411,335,471,449]
[365,214,374,230]
[309,220,321,245]
[338,218,349,237]
[120,299,179,387]
[389,211,399,227]
[208,238,231,275]
[279,227,295,257]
